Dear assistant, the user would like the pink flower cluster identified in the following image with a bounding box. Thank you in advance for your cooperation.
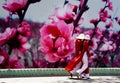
[18,22,32,36]
[0,28,16,46]
[99,38,116,51]
[90,0,113,29]
[101,0,113,10]
[39,21,74,63]
[0,22,31,52]
[49,3,78,23]
[0,49,9,66]
[39,1,81,63]
[0,49,24,68]
[88,0,120,67]
[90,18,99,25]
[2,0,28,12]
[99,10,110,22]
[0,22,32,68]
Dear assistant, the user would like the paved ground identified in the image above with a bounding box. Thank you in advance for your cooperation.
[0,76,120,83]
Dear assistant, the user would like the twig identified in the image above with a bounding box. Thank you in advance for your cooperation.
[73,0,89,34]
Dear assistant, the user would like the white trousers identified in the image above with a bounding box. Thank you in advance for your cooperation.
[76,52,88,74]
[70,61,82,74]
[70,52,88,74]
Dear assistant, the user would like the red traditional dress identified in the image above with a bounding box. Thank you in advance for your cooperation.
[76,39,91,78]
[65,39,90,77]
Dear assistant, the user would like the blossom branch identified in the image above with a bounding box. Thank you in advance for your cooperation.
[73,0,89,34]
[18,1,30,24]
[91,1,109,39]
[18,0,42,24]
[64,0,69,6]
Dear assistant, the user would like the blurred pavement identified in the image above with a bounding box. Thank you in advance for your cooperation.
[0,76,120,83]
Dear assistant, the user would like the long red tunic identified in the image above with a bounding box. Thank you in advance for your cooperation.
[65,39,90,72]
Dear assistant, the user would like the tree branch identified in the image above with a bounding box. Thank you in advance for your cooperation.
[73,0,89,34]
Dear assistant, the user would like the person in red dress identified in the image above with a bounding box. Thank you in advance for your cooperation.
[65,34,90,79]
[65,33,85,77]
[76,34,91,79]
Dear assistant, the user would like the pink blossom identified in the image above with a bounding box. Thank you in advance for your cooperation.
[40,21,73,40]
[39,21,74,63]
[90,18,99,25]
[109,31,118,40]
[5,15,10,22]
[49,3,77,23]
[0,28,16,46]
[83,30,93,36]
[105,21,113,28]
[0,49,9,65]
[95,27,103,38]
[17,35,31,52]
[7,55,24,68]
[39,36,60,63]
[15,22,31,52]
[74,27,81,33]
[99,10,110,22]
[2,0,28,12]
[108,1,113,11]
[89,38,99,50]
[0,27,31,52]
[99,39,116,51]
[0,50,24,68]
[17,22,32,36]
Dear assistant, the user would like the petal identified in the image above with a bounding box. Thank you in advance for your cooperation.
[40,23,60,38]
[44,53,59,63]
[40,36,53,53]
[57,21,73,40]
[55,37,65,48]
[55,7,66,19]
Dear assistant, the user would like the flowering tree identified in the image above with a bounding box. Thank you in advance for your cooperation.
[0,0,41,68]
[88,0,120,67]
[0,0,120,68]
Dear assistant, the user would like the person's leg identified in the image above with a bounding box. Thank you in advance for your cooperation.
[83,67,90,79]
[70,62,82,75]
[79,57,90,79]
[76,62,85,79]
[69,62,82,78]
[76,52,88,75]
